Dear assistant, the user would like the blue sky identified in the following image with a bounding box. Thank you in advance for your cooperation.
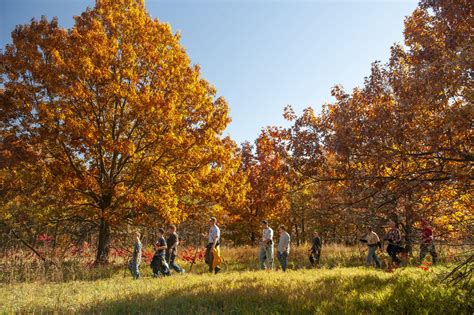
[0,0,418,145]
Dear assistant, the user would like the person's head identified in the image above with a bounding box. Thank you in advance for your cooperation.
[313,230,319,237]
[209,217,217,226]
[157,228,165,237]
[261,220,269,228]
[168,224,177,234]
[366,225,373,233]
[134,231,141,241]
[279,225,286,234]
[389,220,396,229]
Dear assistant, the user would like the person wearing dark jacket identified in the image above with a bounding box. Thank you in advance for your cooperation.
[309,231,322,266]
[151,228,171,277]
[166,225,184,274]
[384,220,402,266]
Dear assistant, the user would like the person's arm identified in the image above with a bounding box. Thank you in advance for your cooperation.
[375,234,382,249]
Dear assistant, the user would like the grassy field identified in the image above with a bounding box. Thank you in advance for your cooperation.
[1,267,472,314]
[1,245,472,314]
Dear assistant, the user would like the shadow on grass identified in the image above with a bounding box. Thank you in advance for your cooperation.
[22,271,473,314]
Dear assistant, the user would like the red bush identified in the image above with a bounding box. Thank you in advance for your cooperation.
[179,247,205,263]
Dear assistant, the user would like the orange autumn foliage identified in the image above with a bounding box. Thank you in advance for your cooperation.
[0,0,245,263]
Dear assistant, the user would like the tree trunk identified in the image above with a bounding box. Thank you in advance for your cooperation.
[250,231,256,245]
[301,215,306,243]
[96,218,110,264]
[404,194,414,255]
[294,223,300,246]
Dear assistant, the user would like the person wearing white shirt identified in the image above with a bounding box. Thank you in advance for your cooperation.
[205,217,222,273]
[259,220,274,270]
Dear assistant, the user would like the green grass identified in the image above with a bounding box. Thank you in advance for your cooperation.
[1,267,472,314]
[1,245,471,313]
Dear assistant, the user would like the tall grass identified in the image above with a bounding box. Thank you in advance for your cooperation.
[1,267,472,314]
[1,243,465,283]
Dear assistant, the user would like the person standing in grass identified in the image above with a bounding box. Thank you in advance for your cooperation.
[309,230,322,267]
[384,220,402,267]
[419,219,438,265]
[277,225,291,272]
[259,220,274,270]
[205,217,222,274]
[361,226,381,268]
[128,231,142,279]
[166,224,184,274]
[151,228,171,277]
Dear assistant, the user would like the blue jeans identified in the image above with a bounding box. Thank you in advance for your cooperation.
[259,245,274,270]
[366,245,380,268]
[166,253,183,273]
[151,255,170,276]
[128,260,140,279]
[277,251,288,271]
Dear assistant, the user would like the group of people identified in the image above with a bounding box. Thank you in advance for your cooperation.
[128,224,185,279]
[361,219,438,268]
[127,217,438,279]
[258,220,322,271]
[128,217,222,279]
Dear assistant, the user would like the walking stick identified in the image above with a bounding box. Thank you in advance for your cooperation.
[189,246,200,272]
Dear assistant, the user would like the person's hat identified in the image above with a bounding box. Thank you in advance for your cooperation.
[261,220,268,225]
[209,217,217,222]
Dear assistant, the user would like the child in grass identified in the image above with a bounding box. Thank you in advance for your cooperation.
[128,231,142,279]
[151,228,171,277]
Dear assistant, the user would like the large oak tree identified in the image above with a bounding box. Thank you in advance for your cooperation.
[0,0,244,263]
